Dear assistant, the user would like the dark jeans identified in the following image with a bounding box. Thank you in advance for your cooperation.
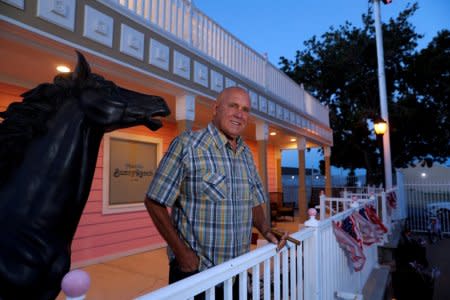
[169,260,241,300]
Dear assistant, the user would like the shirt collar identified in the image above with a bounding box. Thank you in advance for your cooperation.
[208,122,245,151]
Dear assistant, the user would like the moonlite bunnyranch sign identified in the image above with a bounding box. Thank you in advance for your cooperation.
[103,132,162,212]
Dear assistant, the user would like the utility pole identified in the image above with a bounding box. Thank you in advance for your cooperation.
[374,0,393,189]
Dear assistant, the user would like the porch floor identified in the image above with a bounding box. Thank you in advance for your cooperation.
[56,224,450,299]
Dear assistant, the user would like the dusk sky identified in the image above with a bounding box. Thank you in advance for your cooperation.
[194,0,449,66]
[193,0,450,171]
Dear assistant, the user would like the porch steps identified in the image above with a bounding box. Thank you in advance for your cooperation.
[362,265,391,300]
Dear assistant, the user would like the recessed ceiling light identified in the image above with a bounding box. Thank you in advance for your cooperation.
[56,65,71,73]
[270,132,276,136]
[290,138,296,142]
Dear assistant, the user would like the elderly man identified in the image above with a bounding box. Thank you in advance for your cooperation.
[145,87,286,295]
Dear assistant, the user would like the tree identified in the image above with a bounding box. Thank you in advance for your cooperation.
[279,3,450,184]
[394,30,450,167]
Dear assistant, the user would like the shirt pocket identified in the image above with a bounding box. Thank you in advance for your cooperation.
[202,172,226,201]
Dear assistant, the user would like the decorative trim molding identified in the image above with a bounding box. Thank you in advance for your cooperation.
[193,61,208,87]
[225,77,236,88]
[249,90,258,110]
[276,104,283,119]
[37,0,75,31]
[268,100,275,117]
[258,96,267,114]
[120,24,144,60]
[173,50,190,79]
[83,5,113,47]
[149,38,169,70]
[296,114,302,127]
[290,111,296,124]
[283,107,290,122]
[210,70,223,92]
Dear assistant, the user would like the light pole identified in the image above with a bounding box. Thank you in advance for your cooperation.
[373,0,393,189]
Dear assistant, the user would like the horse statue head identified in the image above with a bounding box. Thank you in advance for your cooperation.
[0,51,170,299]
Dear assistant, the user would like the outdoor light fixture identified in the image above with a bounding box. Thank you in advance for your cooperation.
[270,132,277,136]
[374,119,388,135]
[56,65,71,73]
[290,138,296,142]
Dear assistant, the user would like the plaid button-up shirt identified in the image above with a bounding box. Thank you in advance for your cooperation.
[147,123,266,270]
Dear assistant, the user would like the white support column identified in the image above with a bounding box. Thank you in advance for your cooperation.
[297,137,307,222]
[176,93,195,133]
[255,121,270,222]
[274,147,282,193]
[324,146,332,197]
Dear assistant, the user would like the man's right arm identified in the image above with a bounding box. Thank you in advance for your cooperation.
[145,197,199,272]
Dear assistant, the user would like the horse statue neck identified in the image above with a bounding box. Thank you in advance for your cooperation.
[1,97,103,230]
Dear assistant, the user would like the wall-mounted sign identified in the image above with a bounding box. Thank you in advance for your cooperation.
[103,132,162,214]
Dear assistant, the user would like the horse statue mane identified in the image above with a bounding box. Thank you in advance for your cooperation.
[0,51,170,299]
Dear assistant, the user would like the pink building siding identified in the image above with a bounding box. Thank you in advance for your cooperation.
[1,83,279,266]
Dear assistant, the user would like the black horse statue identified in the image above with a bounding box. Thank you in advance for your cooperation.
[0,51,170,299]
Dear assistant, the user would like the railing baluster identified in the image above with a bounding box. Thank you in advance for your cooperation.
[252,264,260,300]
[264,259,271,300]
[274,252,281,300]
[296,244,303,300]
[239,271,248,300]
[205,286,215,300]
[290,245,297,300]
[224,278,233,300]
[282,249,289,300]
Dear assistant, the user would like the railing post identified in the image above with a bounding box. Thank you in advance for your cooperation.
[350,195,359,209]
[319,192,326,220]
[304,208,321,300]
[343,190,349,210]
[305,208,319,228]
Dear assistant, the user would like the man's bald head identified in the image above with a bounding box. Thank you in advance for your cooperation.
[212,87,251,144]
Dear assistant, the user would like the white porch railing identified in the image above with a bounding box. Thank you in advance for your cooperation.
[63,189,401,299]
[134,199,387,299]
[100,0,329,126]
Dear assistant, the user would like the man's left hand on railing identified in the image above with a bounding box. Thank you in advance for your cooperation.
[252,205,288,250]
[265,228,288,251]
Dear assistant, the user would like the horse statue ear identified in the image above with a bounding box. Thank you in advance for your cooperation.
[72,51,91,82]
